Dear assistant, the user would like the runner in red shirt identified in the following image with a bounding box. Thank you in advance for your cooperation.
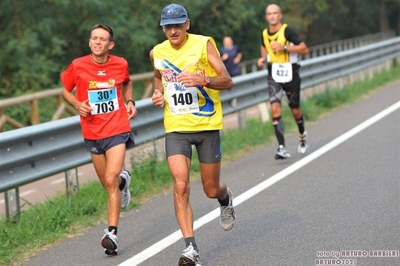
[61,24,137,255]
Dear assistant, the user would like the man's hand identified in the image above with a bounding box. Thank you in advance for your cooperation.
[77,99,92,117]
[126,102,137,120]
[270,40,284,52]
[257,57,266,68]
[221,53,229,61]
[178,71,203,87]
[152,89,165,108]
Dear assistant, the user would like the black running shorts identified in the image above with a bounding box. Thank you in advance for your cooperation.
[84,132,135,155]
[165,130,222,163]
[267,63,302,108]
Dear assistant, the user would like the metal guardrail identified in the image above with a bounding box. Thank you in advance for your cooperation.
[1,37,400,217]
[0,30,396,131]
[0,73,155,131]
[239,30,396,74]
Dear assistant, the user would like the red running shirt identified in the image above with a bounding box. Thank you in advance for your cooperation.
[61,55,131,140]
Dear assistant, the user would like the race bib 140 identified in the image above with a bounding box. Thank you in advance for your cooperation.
[166,82,199,114]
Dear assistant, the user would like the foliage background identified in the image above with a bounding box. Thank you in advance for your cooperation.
[0,0,399,99]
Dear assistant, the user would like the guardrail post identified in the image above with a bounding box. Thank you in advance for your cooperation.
[338,77,344,89]
[368,67,374,79]
[251,63,258,73]
[258,103,270,123]
[4,188,20,222]
[238,110,247,130]
[65,168,79,195]
[349,73,355,84]
[153,138,165,162]
[385,61,390,71]
[359,70,365,82]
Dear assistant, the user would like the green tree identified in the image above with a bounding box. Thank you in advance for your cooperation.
[0,0,398,100]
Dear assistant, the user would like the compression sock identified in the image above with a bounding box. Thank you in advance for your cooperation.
[218,191,230,207]
[295,115,305,134]
[185,237,199,252]
[272,116,285,146]
[108,226,118,235]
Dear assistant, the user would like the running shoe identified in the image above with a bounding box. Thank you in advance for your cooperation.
[178,242,202,266]
[220,188,235,231]
[101,229,118,255]
[298,131,309,154]
[120,170,131,209]
[275,145,291,159]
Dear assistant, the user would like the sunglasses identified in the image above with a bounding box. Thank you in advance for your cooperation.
[163,22,187,30]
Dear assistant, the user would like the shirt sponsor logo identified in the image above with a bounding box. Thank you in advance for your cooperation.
[161,69,178,82]
[89,79,116,89]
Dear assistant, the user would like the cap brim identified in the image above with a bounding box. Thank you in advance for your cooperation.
[160,17,187,26]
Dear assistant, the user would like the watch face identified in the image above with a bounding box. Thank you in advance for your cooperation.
[206,77,211,83]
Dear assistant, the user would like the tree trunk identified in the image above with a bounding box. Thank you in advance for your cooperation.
[379,1,391,32]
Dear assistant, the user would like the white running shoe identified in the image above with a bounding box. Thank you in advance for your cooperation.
[101,229,118,255]
[220,188,235,231]
[120,170,131,209]
[275,145,291,159]
[178,242,202,266]
[298,131,309,154]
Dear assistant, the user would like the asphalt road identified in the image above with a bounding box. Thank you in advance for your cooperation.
[26,82,400,266]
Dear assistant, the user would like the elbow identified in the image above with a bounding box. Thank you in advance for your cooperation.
[61,88,68,100]
[300,44,309,55]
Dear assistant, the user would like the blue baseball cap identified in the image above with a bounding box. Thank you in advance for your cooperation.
[160,3,188,26]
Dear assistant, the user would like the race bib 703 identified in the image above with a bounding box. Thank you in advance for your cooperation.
[88,87,119,115]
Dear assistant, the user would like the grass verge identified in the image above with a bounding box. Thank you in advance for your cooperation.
[1,64,399,265]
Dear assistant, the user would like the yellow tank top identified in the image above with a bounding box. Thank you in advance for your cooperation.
[262,23,291,63]
[153,34,222,133]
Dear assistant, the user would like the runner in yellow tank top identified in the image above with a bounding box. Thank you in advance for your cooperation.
[150,4,235,266]
[257,4,310,160]
[262,23,290,63]
[153,33,222,133]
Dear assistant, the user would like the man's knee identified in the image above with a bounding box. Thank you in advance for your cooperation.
[174,180,190,198]
[271,102,282,116]
[290,107,302,117]
[104,174,119,191]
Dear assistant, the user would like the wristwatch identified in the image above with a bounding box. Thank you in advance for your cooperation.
[283,45,288,51]
[126,99,136,106]
[204,76,210,87]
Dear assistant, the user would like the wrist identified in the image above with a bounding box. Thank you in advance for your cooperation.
[203,76,210,87]
[126,99,135,106]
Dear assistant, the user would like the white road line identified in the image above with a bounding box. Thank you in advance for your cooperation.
[1,171,86,206]
[51,178,65,185]
[50,171,85,185]
[119,101,400,266]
